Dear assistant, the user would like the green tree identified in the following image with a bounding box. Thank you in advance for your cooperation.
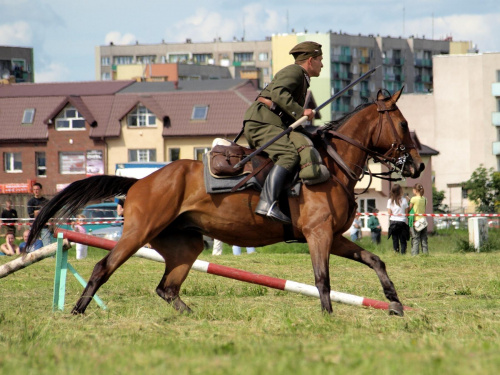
[432,186,448,213]
[463,165,500,213]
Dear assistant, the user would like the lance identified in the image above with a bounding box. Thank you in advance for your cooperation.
[234,65,380,169]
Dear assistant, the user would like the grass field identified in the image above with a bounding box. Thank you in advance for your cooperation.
[0,229,499,375]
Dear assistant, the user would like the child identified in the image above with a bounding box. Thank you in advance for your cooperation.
[72,214,88,259]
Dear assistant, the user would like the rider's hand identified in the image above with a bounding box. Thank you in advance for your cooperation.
[303,109,315,121]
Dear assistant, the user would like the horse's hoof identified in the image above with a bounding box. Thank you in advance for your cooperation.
[388,301,404,317]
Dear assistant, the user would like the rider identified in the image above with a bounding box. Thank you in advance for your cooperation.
[243,41,323,224]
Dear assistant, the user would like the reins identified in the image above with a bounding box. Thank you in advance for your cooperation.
[318,97,417,193]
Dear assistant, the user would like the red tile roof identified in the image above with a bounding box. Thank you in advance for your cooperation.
[0,80,135,98]
[0,79,262,141]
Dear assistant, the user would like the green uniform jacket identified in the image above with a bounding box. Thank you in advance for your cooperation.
[244,64,309,128]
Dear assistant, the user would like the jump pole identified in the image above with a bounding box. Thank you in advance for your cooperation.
[55,229,411,312]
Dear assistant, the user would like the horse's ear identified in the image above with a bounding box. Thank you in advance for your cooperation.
[391,85,405,103]
[376,89,385,101]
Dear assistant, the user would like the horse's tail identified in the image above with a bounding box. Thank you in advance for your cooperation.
[25,175,138,251]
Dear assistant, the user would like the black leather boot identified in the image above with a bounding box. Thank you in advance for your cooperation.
[255,165,292,225]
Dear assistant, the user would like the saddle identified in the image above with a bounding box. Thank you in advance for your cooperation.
[208,139,274,192]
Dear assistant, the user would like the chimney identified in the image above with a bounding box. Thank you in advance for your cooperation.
[174,81,179,90]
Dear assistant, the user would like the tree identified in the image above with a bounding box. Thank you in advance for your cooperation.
[463,165,500,213]
[432,186,448,213]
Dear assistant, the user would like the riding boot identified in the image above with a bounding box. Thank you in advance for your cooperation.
[255,165,292,225]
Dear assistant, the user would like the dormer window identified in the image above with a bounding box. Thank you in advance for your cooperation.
[127,105,156,127]
[191,105,208,120]
[22,108,35,124]
[55,106,85,130]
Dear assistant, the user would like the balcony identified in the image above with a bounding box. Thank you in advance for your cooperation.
[395,74,405,82]
[383,57,405,66]
[492,82,500,97]
[332,54,352,63]
[493,141,500,155]
[492,112,500,126]
[359,56,370,64]
[421,75,432,83]
[360,90,371,98]
[384,74,395,81]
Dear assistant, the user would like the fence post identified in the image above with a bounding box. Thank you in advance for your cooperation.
[52,232,106,311]
[468,217,488,252]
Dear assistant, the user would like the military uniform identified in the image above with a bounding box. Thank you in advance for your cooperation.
[243,41,323,225]
[244,63,310,171]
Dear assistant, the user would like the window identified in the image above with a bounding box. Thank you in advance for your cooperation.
[169,148,180,161]
[497,70,500,82]
[55,106,85,130]
[22,108,35,124]
[4,152,22,173]
[358,198,376,229]
[137,55,156,64]
[234,52,253,62]
[36,152,46,177]
[168,54,189,63]
[128,149,156,162]
[194,147,210,161]
[191,105,208,120]
[127,105,156,127]
[59,152,85,174]
[101,57,110,66]
[101,72,111,80]
[193,53,213,64]
[113,56,133,65]
[258,52,268,61]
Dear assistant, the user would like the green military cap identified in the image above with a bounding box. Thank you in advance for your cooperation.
[289,41,322,62]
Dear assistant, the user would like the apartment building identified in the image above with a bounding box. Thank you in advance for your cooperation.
[0,46,34,83]
[95,38,273,86]
[97,33,473,123]
[397,52,500,212]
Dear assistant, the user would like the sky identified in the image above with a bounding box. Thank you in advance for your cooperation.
[1,0,499,83]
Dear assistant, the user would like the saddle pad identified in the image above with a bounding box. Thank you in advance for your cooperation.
[203,153,262,194]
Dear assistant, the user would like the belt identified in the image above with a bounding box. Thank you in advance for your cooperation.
[256,97,294,125]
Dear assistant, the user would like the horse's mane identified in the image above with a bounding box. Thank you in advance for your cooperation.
[320,101,374,132]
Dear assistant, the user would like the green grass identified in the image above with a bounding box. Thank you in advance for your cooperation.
[0,230,499,375]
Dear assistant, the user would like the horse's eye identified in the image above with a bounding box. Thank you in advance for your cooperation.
[400,121,408,130]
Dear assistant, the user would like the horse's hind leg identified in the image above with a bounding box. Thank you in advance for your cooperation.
[150,230,205,313]
[72,232,146,314]
[333,236,404,316]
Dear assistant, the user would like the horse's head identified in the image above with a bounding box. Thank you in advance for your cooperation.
[372,88,425,178]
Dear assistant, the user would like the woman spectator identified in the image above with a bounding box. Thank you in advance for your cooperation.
[387,184,409,254]
[1,232,20,256]
[409,183,429,255]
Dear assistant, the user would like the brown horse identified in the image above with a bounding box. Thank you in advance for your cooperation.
[27,88,424,316]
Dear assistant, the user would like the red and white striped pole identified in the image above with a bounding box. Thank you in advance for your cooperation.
[55,229,411,312]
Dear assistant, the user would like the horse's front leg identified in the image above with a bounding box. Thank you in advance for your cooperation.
[333,236,404,316]
[305,222,334,313]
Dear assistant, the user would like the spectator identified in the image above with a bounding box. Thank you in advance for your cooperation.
[72,214,88,259]
[349,216,362,241]
[409,183,429,256]
[1,199,18,236]
[387,184,409,254]
[232,245,256,255]
[27,182,51,247]
[19,229,43,253]
[1,232,20,256]
[367,208,382,245]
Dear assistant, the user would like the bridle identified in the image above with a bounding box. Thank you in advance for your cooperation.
[318,95,417,185]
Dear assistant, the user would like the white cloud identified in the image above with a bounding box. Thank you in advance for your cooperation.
[165,8,239,42]
[241,4,285,39]
[35,62,70,83]
[0,21,33,45]
[403,13,500,52]
[104,31,137,45]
